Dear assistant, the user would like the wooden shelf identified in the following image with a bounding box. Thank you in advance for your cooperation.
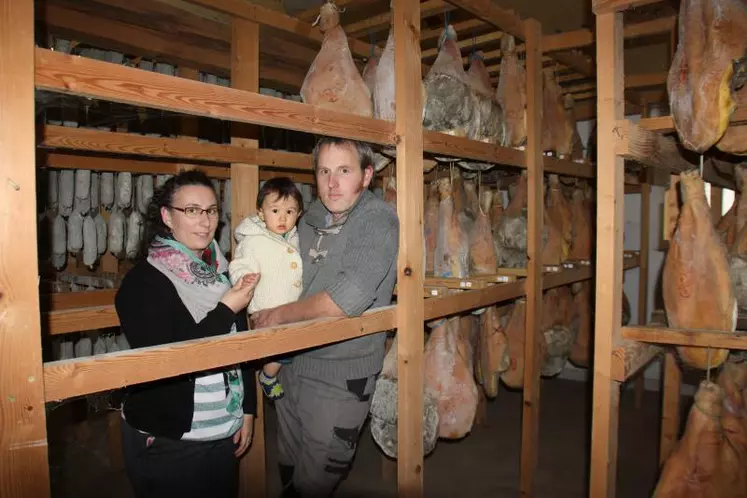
[614,119,699,173]
[611,339,661,382]
[43,306,397,402]
[44,305,119,335]
[622,325,747,351]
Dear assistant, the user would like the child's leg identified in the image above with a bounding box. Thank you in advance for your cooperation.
[262,362,282,378]
[259,362,285,400]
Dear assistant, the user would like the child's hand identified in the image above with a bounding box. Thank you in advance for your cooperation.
[221,273,260,313]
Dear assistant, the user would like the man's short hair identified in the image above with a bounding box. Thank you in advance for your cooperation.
[312,137,374,172]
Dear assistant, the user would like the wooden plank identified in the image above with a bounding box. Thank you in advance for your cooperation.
[184,0,383,60]
[610,340,661,382]
[622,325,747,350]
[421,19,484,43]
[44,151,232,177]
[614,120,698,173]
[423,281,525,320]
[542,17,675,53]
[659,352,681,464]
[593,0,666,14]
[40,289,118,312]
[347,0,455,39]
[296,0,361,21]
[45,306,120,335]
[421,31,503,59]
[443,0,525,40]
[626,72,667,89]
[0,2,51,495]
[43,307,397,402]
[39,4,231,75]
[230,18,265,498]
[177,67,202,139]
[35,48,397,146]
[590,11,624,498]
[41,125,314,170]
[521,19,543,498]
[393,0,425,494]
[639,107,747,132]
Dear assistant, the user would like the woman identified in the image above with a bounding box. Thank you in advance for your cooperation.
[115,170,259,498]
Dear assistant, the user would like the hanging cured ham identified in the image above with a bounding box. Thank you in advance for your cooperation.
[653,381,725,498]
[560,94,580,159]
[495,172,530,268]
[362,55,378,96]
[546,174,573,262]
[541,68,566,155]
[663,170,737,370]
[568,184,593,261]
[490,187,505,236]
[541,184,565,266]
[434,177,469,278]
[301,1,373,118]
[667,0,747,153]
[424,181,440,275]
[540,287,575,377]
[716,77,747,155]
[424,317,479,439]
[469,188,498,275]
[374,28,395,122]
[569,281,593,367]
[383,176,397,212]
[717,196,738,247]
[477,304,511,398]
[466,52,503,144]
[497,35,527,148]
[369,336,439,458]
[422,26,477,141]
[500,299,528,388]
[715,361,747,496]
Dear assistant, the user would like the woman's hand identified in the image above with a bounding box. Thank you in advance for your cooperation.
[234,414,254,457]
[221,273,260,313]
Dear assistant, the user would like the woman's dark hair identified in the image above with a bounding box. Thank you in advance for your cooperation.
[142,170,217,251]
[257,177,304,212]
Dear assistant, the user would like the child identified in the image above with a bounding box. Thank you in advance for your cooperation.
[229,177,304,400]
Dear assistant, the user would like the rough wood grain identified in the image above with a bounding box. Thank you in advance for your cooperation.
[393,0,425,493]
[45,306,120,335]
[42,125,313,169]
[610,339,661,382]
[0,1,52,495]
[614,119,699,173]
[444,0,525,40]
[593,0,666,14]
[622,326,747,349]
[35,47,396,146]
[521,18,544,498]
[43,308,397,402]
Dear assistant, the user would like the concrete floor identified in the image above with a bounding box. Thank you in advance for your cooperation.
[48,378,681,498]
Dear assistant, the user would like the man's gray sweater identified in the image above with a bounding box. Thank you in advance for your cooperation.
[293,189,399,380]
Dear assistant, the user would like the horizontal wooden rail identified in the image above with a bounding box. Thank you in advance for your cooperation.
[43,306,396,401]
[611,340,661,382]
[35,48,397,146]
[638,107,747,133]
[41,125,314,170]
[622,325,747,350]
[614,119,699,173]
[41,289,117,312]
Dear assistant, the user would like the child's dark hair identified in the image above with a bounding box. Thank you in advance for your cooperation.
[257,177,304,212]
[143,170,217,251]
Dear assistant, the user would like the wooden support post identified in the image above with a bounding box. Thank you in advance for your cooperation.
[590,11,625,498]
[393,0,425,494]
[710,186,723,222]
[520,18,543,498]
[634,181,651,409]
[231,18,265,498]
[659,352,681,465]
[0,1,52,497]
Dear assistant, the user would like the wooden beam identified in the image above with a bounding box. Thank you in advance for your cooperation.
[39,3,230,75]
[590,11,624,498]
[421,18,484,43]
[422,281,525,319]
[184,0,383,60]
[610,340,661,382]
[638,106,747,132]
[43,151,232,178]
[622,326,747,350]
[393,0,425,493]
[593,0,666,14]
[296,0,361,21]
[443,0,525,40]
[0,1,51,495]
[520,18,543,498]
[35,48,397,146]
[614,119,699,173]
[230,18,265,498]
[41,125,313,169]
[422,31,503,59]
[347,0,456,39]
[626,72,667,88]
[542,16,675,53]
[44,308,397,402]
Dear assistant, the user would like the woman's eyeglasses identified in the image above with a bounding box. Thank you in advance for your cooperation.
[169,206,220,218]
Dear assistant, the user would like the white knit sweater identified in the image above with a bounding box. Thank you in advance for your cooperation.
[228,215,303,314]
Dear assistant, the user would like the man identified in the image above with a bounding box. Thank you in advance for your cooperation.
[251,137,399,498]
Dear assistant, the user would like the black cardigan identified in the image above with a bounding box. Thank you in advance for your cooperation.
[115,260,257,440]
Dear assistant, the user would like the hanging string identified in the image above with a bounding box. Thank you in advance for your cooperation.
[444,9,451,28]
[699,154,704,177]
[706,347,713,384]
[369,31,375,58]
